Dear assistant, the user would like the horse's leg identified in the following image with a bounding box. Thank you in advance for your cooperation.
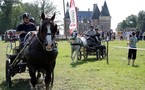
[28,65,37,88]
[71,46,74,63]
[101,48,104,58]
[45,69,52,90]
[37,71,44,84]
[74,46,80,62]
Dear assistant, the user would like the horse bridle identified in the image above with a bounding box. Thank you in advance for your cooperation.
[36,34,56,51]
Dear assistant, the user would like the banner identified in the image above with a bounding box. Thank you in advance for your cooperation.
[69,0,77,35]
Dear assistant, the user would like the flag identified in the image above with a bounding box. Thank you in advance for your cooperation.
[69,0,77,35]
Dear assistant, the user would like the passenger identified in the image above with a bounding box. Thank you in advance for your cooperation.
[95,28,100,40]
[94,28,101,45]
[29,17,36,24]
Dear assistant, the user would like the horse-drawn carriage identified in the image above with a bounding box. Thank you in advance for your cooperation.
[5,39,55,87]
[71,34,106,62]
[79,36,106,60]
[6,39,27,87]
[5,13,58,89]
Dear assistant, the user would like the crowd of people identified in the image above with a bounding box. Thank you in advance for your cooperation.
[120,30,145,41]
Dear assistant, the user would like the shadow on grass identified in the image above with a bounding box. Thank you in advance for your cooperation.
[0,79,31,90]
[70,57,104,68]
[132,65,140,68]
[63,55,70,57]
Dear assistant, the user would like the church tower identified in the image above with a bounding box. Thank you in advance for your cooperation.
[91,4,100,28]
[65,2,70,35]
[99,1,111,31]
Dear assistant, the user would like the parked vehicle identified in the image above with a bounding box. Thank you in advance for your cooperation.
[4,29,19,42]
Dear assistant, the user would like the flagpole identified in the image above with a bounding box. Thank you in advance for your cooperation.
[63,0,67,39]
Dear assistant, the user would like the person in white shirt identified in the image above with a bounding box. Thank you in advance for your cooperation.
[85,26,96,37]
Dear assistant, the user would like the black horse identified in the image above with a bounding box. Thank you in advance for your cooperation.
[23,12,58,89]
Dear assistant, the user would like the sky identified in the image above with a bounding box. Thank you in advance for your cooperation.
[22,0,145,31]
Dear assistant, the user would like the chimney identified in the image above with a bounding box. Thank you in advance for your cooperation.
[93,4,97,10]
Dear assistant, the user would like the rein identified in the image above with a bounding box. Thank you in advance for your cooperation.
[36,34,46,50]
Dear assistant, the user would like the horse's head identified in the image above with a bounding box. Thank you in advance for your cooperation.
[38,12,58,51]
[72,30,77,39]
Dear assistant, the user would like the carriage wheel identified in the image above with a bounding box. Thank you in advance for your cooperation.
[77,49,82,60]
[50,71,54,86]
[102,49,107,58]
[84,53,88,59]
[6,60,12,87]
[83,48,88,59]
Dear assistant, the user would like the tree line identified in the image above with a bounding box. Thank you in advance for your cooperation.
[116,10,145,32]
[0,0,56,34]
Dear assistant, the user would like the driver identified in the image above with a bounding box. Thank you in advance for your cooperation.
[16,13,36,49]
[85,26,96,46]
[85,26,96,37]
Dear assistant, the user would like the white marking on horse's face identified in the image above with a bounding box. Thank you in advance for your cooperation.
[45,25,52,51]
[72,31,77,38]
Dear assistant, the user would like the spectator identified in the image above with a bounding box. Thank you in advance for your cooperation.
[127,32,138,66]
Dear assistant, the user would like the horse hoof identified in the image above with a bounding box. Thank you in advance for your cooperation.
[37,79,43,84]
[46,86,50,90]
[37,84,45,90]
[29,81,37,90]
[71,61,74,64]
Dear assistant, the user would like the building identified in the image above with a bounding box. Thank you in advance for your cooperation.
[65,1,111,35]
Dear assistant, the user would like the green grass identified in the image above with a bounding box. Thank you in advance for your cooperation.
[0,40,145,90]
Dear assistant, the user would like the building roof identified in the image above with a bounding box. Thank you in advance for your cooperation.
[65,1,110,20]
[91,4,100,19]
[77,11,92,21]
[101,1,110,16]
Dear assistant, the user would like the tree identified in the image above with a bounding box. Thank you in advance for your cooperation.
[137,10,145,32]
[11,4,23,29]
[22,0,58,24]
[35,0,56,16]
[116,14,138,32]
[21,3,40,24]
[116,20,127,31]
[0,0,58,33]
[0,0,21,32]
[125,14,137,28]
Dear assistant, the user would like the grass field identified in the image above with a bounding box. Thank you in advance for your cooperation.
[0,40,145,90]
